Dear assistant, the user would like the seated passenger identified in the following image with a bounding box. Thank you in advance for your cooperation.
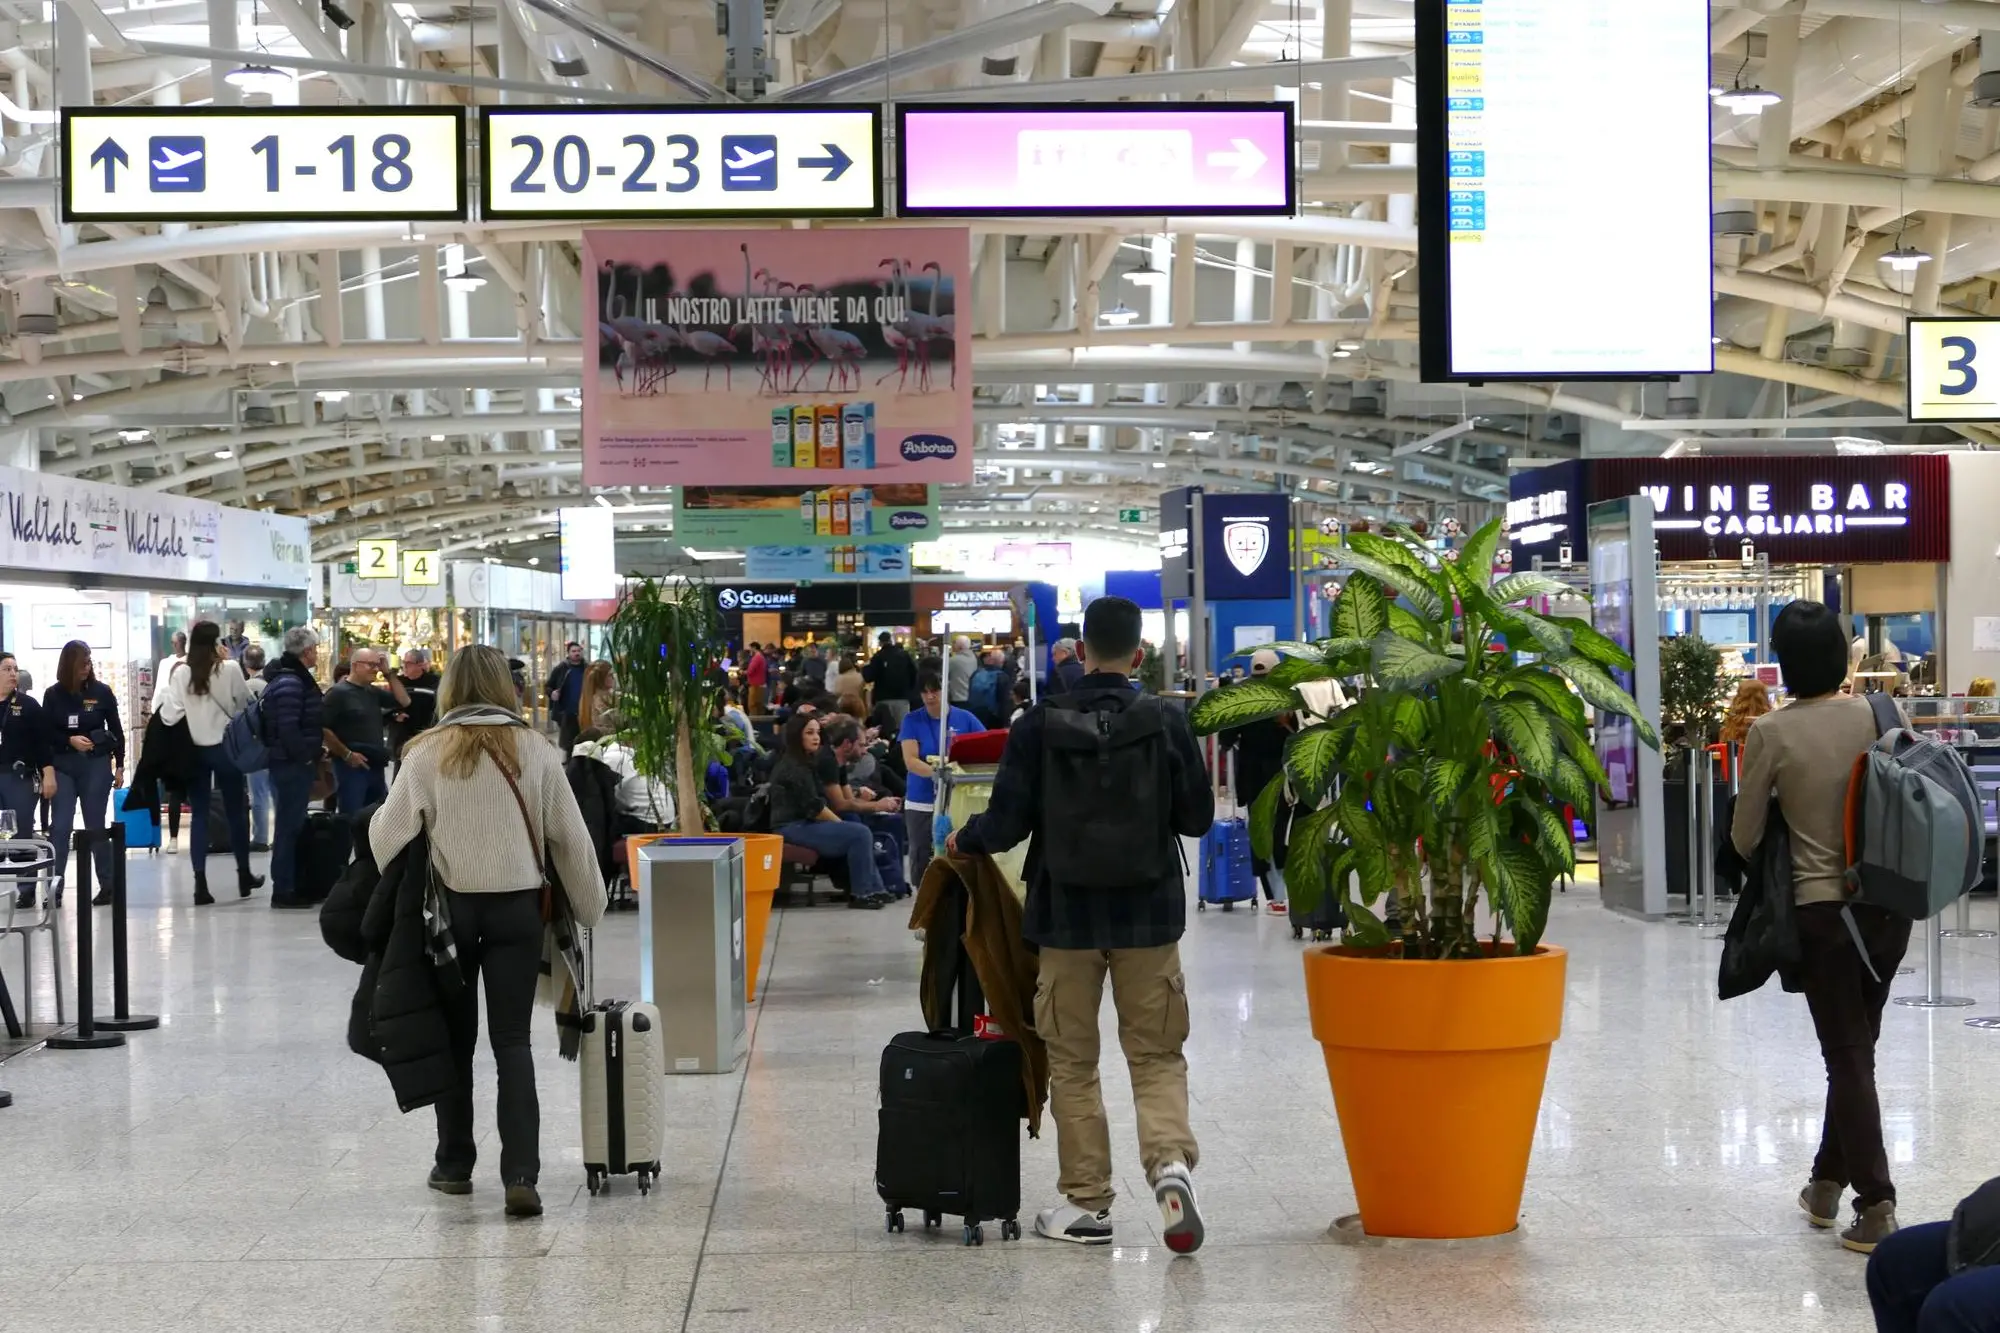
[767,712,893,910]
[1868,1195,2000,1332]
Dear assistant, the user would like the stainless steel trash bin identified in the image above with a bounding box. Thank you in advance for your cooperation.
[637,838,747,1074]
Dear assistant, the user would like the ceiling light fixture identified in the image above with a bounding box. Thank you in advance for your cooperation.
[317,389,349,402]
[429,433,446,442]
[1712,84,1781,114]
[1123,261,1167,287]
[224,63,293,98]
[213,448,234,460]
[1335,339,1364,352]
[140,284,175,329]
[117,428,149,442]
[1100,300,1140,326]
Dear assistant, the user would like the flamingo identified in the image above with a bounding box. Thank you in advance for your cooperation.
[921,260,957,391]
[679,326,739,390]
[797,283,866,392]
[892,258,949,392]
[613,337,638,394]
[875,278,919,390]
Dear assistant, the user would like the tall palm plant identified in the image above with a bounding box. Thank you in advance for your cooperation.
[1190,518,1659,959]
[605,577,729,833]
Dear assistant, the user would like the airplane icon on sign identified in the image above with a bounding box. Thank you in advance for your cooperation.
[147,136,206,191]
[719,135,778,191]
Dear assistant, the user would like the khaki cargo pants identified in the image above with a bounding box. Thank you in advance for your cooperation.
[1033,943,1198,1213]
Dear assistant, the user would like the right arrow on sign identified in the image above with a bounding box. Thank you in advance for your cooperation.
[1204,137,1266,181]
[798,143,852,181]
[89,139,129,191]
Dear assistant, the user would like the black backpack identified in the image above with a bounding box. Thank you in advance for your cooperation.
[1040,692,1173,888]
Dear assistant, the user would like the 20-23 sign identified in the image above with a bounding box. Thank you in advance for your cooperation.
[1909,318,2000,421]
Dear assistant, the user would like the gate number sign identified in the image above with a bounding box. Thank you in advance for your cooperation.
[357,539,398,579]
[1909,318,2000,422]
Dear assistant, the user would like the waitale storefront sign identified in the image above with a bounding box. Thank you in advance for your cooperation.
[0,463,311,589]
[1510,457,1950,565]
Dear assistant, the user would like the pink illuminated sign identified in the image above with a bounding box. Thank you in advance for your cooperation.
[895,103,1295,218]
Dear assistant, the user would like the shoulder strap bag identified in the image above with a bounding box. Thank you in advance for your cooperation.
[492,754,556,923]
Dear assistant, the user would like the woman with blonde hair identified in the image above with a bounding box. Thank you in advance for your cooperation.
[1719,680,1774,746]
[1967,677,1997,716]
[369,644,607,1218]
[577,660,618,734]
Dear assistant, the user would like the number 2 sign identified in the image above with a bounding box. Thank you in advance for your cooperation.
[357,539,398,579]
[1909,318,2000,422]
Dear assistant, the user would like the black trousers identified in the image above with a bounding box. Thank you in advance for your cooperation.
[1797,901,1912,1209]
[433,889,545,1187]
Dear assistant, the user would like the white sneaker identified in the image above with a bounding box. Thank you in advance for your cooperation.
[1035,1202,1113,1245]
[1153,1163,1205,1254]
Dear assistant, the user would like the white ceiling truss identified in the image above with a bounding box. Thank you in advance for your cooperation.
[0,0,1996,570]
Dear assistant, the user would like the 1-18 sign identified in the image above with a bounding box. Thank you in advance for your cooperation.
[1909,318,2000,422]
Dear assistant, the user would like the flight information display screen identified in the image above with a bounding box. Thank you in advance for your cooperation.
[1415,0,1712,380]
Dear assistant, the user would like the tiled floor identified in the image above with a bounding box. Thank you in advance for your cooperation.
[4,851,1999,1331]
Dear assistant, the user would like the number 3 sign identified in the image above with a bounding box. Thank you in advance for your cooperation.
[1909,318,2000,422]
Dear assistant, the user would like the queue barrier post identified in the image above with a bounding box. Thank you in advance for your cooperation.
[95,823,156,1033]
[44,830,125,1050]
[1894,907,1976,1010]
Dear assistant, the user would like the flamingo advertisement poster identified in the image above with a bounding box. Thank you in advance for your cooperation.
[583,227,973,486]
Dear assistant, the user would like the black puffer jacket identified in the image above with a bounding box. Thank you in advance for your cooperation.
[348,824,461,1112]
[1717,796,1803,1001]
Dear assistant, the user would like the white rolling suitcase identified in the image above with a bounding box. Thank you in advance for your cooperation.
[580,995,667,1195]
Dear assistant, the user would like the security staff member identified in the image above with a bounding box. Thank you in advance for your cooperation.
[0,652,53,908]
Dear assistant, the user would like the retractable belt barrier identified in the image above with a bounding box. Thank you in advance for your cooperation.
[45,825,156,1050]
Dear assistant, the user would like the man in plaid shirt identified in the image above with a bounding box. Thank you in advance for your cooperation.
[949,596,1214,1253]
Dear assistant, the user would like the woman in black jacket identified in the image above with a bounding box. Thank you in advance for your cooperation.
[43,640,123,900]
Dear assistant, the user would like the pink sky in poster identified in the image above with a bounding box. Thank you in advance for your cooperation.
[899,107,1292,213]
[582,227,972,487]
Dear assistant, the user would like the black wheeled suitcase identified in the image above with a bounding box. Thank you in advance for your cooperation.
[295,810,353,901]
[875,876,1022,1246]
[875,1031,1023,1246]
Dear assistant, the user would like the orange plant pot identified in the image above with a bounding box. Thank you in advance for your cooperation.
[1303,942,1567,1240]
[630,832,780,1003]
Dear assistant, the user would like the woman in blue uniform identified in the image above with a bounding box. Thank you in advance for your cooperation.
[43,640,123,901]
[0,652,54,909]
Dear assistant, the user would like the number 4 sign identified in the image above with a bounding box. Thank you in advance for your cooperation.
[357,539,398,579]
[1909,317,2000,422]
[401,549,441,586]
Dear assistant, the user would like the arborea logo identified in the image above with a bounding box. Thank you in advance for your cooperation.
[899,434,957,462]
[888,511,929,530]
[1221,517,1270,577]
[717,588,740,609]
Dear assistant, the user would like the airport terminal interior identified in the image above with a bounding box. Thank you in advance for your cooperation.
[8,0,2000,1330]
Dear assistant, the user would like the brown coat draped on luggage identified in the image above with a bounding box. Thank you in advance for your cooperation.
[910,852,1049,1135]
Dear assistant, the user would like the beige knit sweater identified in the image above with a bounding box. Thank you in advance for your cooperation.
[370,726,607,927]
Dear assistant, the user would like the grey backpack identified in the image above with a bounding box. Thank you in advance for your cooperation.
[1842,693,1982,953]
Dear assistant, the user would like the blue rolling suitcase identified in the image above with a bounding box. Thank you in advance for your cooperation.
[116,788,161,851]
[1198,818,1255,911]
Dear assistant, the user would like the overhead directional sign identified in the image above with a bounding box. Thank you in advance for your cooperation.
[62,107,467,223]
[480,106,882,220]
[895,102,1295,217]
[1908,318,2000,423]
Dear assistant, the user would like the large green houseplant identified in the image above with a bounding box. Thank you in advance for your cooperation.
[605,576,730,833]
[1190,517,1658,957]
[1186,517,1661,1239]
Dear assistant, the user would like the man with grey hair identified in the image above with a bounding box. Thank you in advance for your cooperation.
[948,635,977,704]
[388,646,442,761]
[261,626,326,908]
[1050,637,1086,695]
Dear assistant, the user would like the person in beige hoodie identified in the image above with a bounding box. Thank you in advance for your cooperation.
[370,644,607,1218]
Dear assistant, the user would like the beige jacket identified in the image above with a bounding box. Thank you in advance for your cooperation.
[370,724,607,926]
